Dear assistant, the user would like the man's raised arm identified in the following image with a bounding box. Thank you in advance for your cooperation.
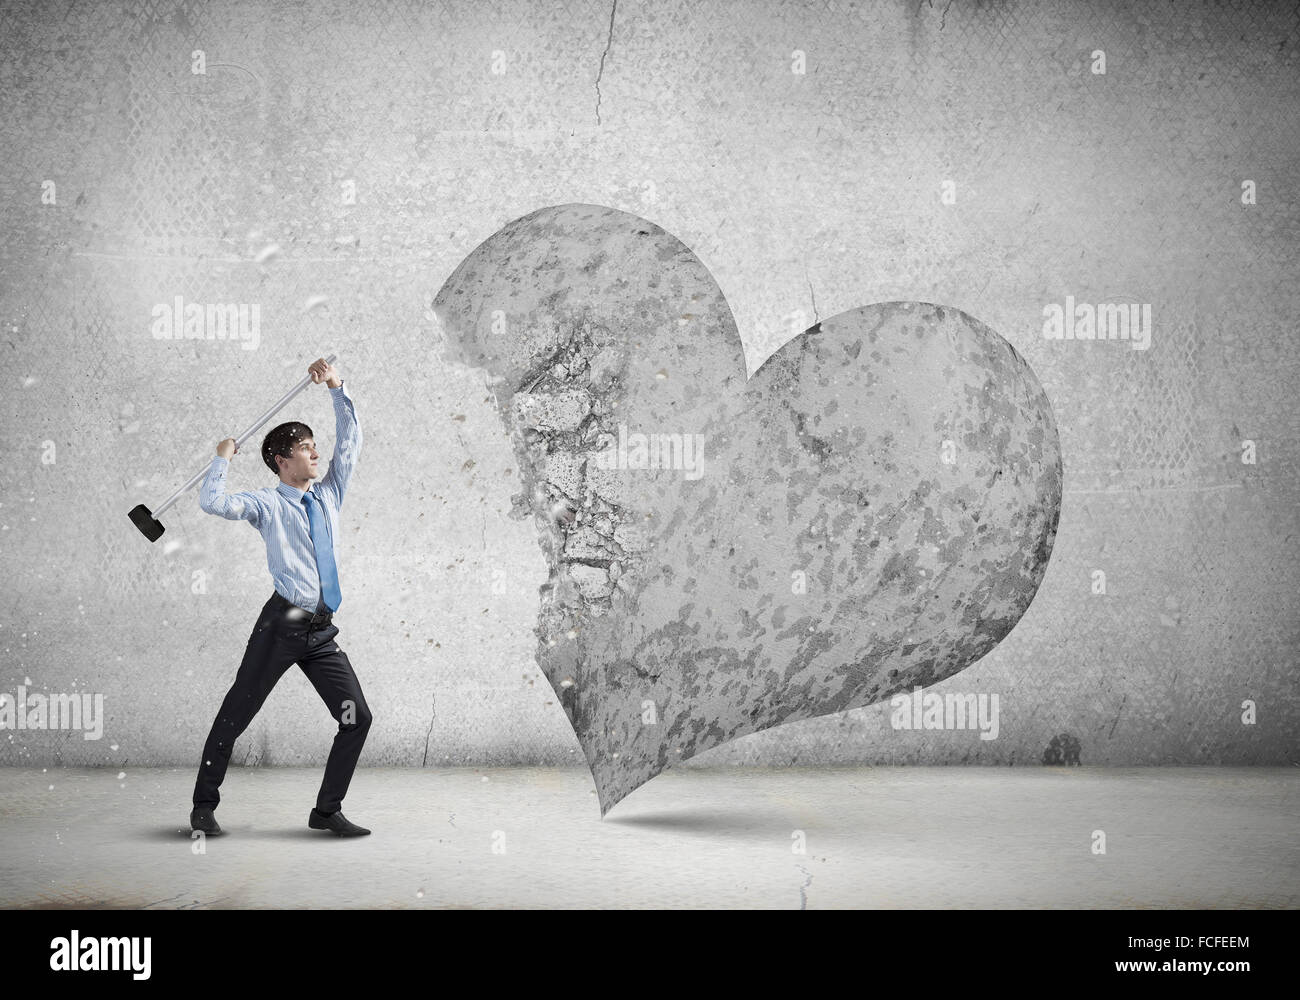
[198,439,268,528]
[318,375,361,509]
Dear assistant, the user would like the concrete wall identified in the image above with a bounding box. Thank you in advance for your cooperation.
[1,0,1296,771]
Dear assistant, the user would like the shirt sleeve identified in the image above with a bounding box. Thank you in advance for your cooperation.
[198,456,269,529]
[317,380,362,510]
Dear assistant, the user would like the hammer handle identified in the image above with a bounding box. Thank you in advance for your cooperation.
[151,352,338,519]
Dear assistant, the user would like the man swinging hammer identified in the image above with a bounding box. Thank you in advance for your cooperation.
[189,357,372,837]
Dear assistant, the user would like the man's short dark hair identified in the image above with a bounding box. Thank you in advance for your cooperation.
[262,421,314,475]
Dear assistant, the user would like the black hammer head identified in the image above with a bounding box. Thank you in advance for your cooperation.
[128,504,165,542]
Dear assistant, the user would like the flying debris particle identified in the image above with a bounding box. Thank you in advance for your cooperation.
[255,244,280,263]
[22,376,36,387]
[301,295,328,314]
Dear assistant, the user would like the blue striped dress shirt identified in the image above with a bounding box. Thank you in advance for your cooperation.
[198,381,362,614]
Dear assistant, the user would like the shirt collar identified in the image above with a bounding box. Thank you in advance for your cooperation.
[276,480,314,503]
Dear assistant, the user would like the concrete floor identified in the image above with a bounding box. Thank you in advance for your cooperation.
[0,766,1295,909]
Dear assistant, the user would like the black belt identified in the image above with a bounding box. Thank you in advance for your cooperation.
[270,590,333,627]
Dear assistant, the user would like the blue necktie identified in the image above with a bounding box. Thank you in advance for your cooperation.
[302,492,341,612]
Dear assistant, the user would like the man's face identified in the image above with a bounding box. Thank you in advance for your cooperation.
[277,437,319,482]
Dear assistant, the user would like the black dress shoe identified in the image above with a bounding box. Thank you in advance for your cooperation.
[190,807,222,836]
[308,808,370,836]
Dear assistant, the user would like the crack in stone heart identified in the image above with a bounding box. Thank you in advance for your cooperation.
[432,204,1062,815]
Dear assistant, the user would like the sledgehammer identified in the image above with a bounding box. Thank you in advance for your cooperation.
[127,352,338,542]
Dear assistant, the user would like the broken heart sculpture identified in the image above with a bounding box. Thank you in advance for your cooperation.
[432,204,1062,815]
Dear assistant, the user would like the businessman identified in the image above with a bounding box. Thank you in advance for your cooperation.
[189,357,373,837]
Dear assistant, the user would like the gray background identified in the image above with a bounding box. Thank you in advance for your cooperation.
[1,0,1296,771]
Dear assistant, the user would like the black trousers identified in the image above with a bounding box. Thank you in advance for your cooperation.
[192,591,372,814]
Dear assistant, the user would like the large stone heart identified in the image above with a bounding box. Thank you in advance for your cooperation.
[432,204,1062,815]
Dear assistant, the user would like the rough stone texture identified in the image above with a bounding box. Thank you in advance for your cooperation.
[0,1,1296,791]
[433,204,1062,811]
